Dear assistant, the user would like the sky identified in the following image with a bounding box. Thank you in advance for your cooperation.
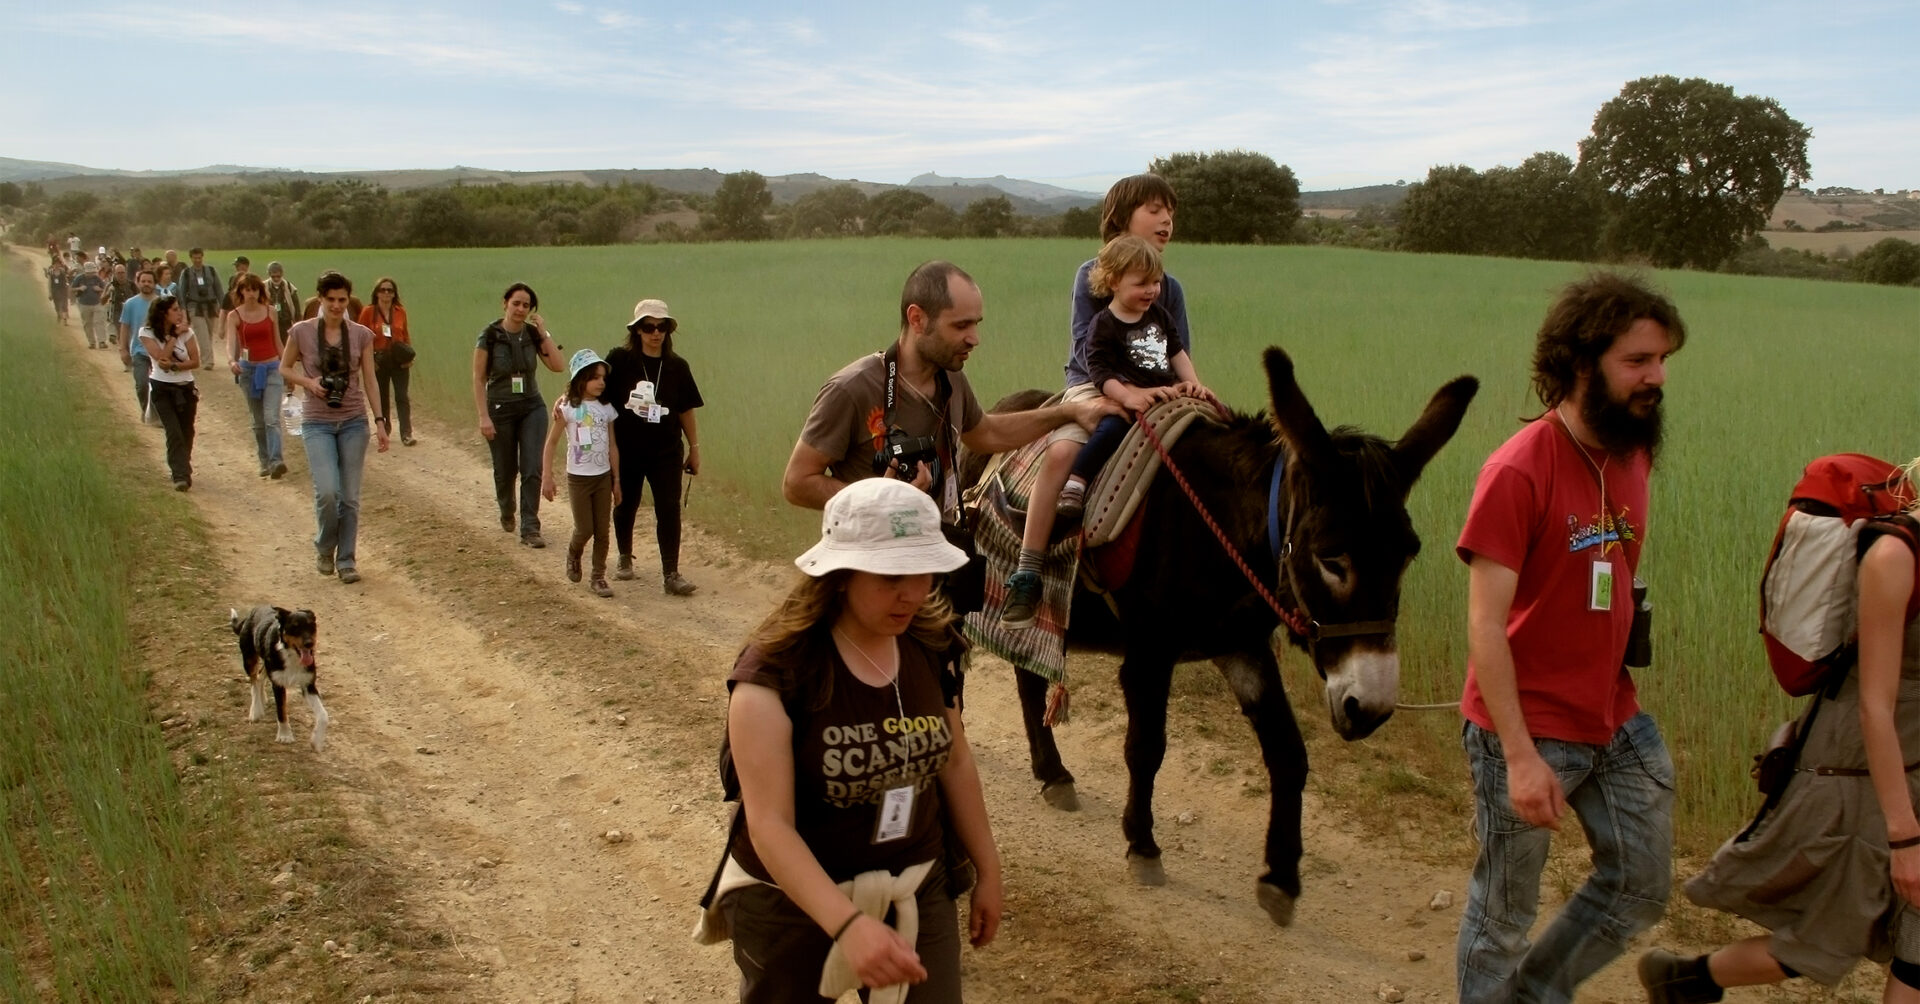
[5,0,1914,192]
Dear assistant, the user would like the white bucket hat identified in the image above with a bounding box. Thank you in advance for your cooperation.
[627,298,674,330]
[568,347,606,382]
[795,478,968,577]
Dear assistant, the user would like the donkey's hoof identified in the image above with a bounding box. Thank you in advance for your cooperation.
[1040,780,1080,812]
[1127,853,1167,887]
[1256,882,1296,927]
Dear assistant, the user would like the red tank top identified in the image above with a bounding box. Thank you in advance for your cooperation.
[237,315,278,362]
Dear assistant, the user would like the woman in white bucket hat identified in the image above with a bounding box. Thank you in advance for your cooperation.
[605,297,704,595]
[710,477,1002,1003]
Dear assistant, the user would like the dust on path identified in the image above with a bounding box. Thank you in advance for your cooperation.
[64,291,1669,1003]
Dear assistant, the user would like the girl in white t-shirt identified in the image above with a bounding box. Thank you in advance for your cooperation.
[542,350,622,596]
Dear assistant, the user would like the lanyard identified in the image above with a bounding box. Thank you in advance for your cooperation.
[1549,408,1614,555]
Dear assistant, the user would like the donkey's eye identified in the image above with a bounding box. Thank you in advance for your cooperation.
[1315,555,1351,582]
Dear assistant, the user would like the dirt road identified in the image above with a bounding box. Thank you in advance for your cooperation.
[69,302,1669,1002]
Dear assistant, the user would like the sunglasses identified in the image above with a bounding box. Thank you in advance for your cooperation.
[636,320,676,335]
[376,286,396,294]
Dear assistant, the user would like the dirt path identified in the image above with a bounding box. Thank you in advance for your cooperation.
[63,295,1676,1002]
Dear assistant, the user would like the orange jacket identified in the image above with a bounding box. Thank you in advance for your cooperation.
[357,303,410,351]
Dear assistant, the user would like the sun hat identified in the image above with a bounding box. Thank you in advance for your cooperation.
[626,298,674,329]
[795,478,968,577]
[568,348,607,382]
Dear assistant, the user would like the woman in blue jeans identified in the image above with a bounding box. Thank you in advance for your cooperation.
[281,271,390,584]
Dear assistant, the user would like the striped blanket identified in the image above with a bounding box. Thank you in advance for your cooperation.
[961,437,1082,690]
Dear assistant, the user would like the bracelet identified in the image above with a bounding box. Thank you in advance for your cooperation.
[1891,834,1920,850]
[688,442,699,449]
[830,911,862,942]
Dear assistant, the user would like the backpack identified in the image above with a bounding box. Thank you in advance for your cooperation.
[1759,453,1916,696]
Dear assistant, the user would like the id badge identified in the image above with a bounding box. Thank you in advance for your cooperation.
[574,424,593,447]
[511,375,525,395]
[381,324,392,339]
[873,786,914,843]
[1589,559,1614,612]
[195,276,205,286]
[645,404,663,423]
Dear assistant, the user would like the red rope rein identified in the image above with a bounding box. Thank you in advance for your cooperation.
[1134,411,1312,641]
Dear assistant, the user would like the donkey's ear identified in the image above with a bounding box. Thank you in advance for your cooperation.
[1264,347,1334,464]
[1391,375,1479,489]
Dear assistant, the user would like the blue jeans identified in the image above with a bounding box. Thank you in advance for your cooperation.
[488,400,548,536]
[239,362,284,469]
[1456,712,1674,1004]
[1069,413,1134,483]
[303,416,369,569]
[131,353,151,414]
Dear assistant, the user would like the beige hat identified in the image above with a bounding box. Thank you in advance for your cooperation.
[627,298,674,330]
[795,479,968,577]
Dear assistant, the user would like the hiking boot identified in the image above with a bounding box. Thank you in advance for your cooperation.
[590,578,614,598]
[1637,950,1724,1004]
[317,553,335,576]
[337,567,361,585]
[269,462,288,480]
[664,573,697,597]
[614,554,635,581]
[1056,478,1088,519]
[258,467,270,478]
[1001,570,1043,629]
[566,553,583,583]
[173,479,190,492]
[500,512,515,533]
[522,532,546,549]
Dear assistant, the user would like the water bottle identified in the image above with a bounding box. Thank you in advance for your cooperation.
[282,394,303,437]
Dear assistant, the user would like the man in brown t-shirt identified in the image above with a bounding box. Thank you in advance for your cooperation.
[782,260,1119,524]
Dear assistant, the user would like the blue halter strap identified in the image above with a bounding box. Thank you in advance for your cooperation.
[1266,451,1286,566]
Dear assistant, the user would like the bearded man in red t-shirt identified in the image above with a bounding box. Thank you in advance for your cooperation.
[1454,273,1687,1003]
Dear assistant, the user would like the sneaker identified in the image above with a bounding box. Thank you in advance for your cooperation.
[664,573,697,597]
[337,567,361,585]
[590,578,614,598]
[317,553,335,576]
[614,554,635,581]
[522,532,547,549]
[500,512,515,533]
[259,467,270,478]
[1637,950,1723,1004]
[401,437,417,447]
[269,462,288,480]
[173,480,190,492]
[566,553,583,583]
[1001,570,1043,629]
[1056,478,1088,519]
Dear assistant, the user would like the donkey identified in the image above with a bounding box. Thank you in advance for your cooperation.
[969,347,1477,926]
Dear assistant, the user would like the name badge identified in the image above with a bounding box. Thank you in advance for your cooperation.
[873,786,914,843]
[195,276,205,286]
[1589,559,1614,612]
[575,424,593,447]
[511,375,525,395]
[646,404,663,423]
[381,324,391,339]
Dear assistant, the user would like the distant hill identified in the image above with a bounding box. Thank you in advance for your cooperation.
[3,159,1094,217]
[1299,184,1408,209]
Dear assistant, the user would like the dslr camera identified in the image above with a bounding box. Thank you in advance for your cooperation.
[318,344,351,408]
[317,372,350,408]
[873,427,938,479]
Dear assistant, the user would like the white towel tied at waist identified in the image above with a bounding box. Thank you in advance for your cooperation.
[690,856,936,1004]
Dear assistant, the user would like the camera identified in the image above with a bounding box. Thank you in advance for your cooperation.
[317,372,350,408]
[873,427,938,478]
[1623,577,1652,668]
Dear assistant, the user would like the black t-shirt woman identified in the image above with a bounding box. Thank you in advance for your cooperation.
[719,478,1003,1003]
[604,298,704,594]
[471,282,567,547]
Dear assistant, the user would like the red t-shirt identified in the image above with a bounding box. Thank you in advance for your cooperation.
[1456,417,1649,744]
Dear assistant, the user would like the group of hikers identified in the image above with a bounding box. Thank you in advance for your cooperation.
[48,168,1920,1003]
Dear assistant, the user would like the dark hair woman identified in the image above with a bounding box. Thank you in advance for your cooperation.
[701,477,1002,1003]
[139,295,200,490]
[282,271,390,584]
[359,276,416,446]
[472,282,568,547]
[226,273,288,479]
[604,298,705,594]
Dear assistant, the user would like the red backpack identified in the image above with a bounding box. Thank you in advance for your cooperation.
[1760,454,1917,696]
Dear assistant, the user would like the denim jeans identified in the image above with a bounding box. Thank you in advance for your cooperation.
[240,363,284,470]
[488,401,547,536]
[303,416,369,569]
[1456,712,1674,1004]
[131,353,151,414]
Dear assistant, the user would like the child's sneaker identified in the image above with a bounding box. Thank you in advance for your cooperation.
[590,578,614,598]
[1056,478,1088,519]
[1000,571,1043,629]
[566,553,583,583]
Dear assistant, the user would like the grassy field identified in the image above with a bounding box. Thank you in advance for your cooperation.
[230,239,1917,847]
[0,256,220,999]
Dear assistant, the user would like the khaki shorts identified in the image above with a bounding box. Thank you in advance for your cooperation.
[1043,383,1104,447]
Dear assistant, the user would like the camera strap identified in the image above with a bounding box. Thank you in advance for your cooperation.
[882,342,955,511]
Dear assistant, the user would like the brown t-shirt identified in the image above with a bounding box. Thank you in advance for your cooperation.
[799,352,985,522]
[727,636,958,883]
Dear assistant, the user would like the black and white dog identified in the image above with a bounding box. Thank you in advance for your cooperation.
[229,605,328,751]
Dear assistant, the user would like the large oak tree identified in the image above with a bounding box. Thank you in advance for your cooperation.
[1148,150,1300,244]
[1578,76,1810,269]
